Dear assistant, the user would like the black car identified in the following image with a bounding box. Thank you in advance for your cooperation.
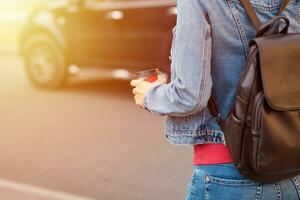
[20,0,177,88]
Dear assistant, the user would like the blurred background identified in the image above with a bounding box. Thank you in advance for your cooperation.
[0,0,192,199]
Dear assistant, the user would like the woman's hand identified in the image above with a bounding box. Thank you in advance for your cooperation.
[130,78,167,109]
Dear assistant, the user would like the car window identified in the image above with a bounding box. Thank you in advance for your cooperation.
[112,0,161,1]
[85,0,111,3]
[84,0,112,8]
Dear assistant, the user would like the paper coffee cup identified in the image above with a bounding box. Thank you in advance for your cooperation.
[135,68,162,83]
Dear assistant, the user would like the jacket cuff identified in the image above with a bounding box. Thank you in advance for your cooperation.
[143,86,165,116]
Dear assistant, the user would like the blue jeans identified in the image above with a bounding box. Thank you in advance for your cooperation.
[185,163,300,200]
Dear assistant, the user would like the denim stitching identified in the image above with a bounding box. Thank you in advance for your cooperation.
[167,136,225,144]
[167,137,226,145]
[207,176,257,186]
[291,177,300,199]
[255,183,262,200]
[189,24,210,115]
[202,107,207,125]
[204,176,210,200]
[166,129,225,143]
[197,25,211,113]
[166,128,223,134]
[169,26,176,62]
[168,131,222,136]
[227,0,249,57]
[275,183,282,200]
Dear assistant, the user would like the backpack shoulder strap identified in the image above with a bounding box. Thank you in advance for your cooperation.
[239,0,290,31]
[239,0,261,31]
[278,0,290,16]
[208,97,226,131]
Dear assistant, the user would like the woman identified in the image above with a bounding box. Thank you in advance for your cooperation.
[131,0,300,199]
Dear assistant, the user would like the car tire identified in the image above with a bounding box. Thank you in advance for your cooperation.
[23,34,68,88]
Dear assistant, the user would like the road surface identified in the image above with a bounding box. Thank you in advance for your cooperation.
[0,53,192,200]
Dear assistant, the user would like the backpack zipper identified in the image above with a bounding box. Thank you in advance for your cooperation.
[252,92,264,136]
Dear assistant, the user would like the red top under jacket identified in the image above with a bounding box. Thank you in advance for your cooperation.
[193,144,233,165]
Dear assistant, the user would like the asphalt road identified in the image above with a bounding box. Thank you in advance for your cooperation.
[0,54,193,200]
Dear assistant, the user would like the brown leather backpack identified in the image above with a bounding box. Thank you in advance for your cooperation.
[209,0,300,182]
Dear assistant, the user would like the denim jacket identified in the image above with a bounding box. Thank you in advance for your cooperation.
[144,0,300,145]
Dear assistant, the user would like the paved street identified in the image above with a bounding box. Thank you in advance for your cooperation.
[0,54,192,200]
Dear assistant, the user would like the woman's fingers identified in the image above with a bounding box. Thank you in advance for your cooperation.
[134,94,145,108]
[130,79,143,87]
[132,87,144,95]
[132,87,138,94]
[132,78,167,95]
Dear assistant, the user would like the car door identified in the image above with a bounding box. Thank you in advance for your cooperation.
[71,0,122,68]
[115,0,177,71]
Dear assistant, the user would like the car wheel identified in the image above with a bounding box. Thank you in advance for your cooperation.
[23,34,68,88]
